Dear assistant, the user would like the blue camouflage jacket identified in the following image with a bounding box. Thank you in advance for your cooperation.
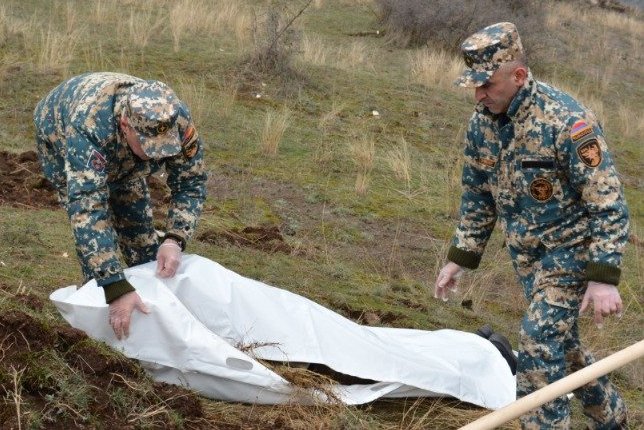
[447,72,629,287]
[34,72,207,287]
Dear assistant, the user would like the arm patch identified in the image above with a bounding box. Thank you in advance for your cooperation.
[181,125,199,158]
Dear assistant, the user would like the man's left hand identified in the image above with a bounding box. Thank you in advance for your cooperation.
[156,239,182,278]
[580,281,623,328]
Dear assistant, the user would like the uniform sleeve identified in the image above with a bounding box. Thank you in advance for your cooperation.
[64,125,126,287]
[448,119,498,269]
[163,113,207,246]
[558,116,629,285]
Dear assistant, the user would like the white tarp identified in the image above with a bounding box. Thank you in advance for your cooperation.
[50,254,515,408]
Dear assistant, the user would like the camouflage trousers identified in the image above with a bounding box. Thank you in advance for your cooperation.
[36,135,159,283]
[507,239,627,429]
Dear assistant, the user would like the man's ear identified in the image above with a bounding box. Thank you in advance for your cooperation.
[513,66,528,86]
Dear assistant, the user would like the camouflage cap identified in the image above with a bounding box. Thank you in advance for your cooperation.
[455,22,524,88]
[126,80,181,158]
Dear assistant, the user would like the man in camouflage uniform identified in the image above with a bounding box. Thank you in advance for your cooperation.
[34,72,207,340]
[434,23,629,429]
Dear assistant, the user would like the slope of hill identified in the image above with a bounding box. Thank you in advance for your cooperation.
[0,1,641,428]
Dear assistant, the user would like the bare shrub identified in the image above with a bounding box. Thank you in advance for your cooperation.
[374,0,547,60]
[245,2,312,77]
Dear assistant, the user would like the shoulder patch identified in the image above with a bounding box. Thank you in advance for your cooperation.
[576,139,602,168]
[181,125,199,158]
[570,120,593,142]
[87,149,107,172]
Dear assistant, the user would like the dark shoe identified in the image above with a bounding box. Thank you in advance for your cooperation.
[476,325,517,375]
[475,324,494,339]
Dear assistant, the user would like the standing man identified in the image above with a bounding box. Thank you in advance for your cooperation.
[434,23,629,429]
[34,72,207,340]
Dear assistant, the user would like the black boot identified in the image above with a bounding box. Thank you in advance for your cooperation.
[475,325,517,375]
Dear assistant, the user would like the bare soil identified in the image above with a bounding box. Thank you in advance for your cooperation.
[0,293,209,429]
[0,150,59,209]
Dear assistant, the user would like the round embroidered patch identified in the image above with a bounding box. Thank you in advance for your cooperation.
[576,139,602,168]
[529,178,553,202]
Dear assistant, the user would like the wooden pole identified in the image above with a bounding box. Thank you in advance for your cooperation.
[460,339,644,430]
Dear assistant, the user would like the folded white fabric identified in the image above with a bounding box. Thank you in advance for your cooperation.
[50,254,515,408]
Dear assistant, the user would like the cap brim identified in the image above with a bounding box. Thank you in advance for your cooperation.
[454,68,494,88]
[139,127,181,158]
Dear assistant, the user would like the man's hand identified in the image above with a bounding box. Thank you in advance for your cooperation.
[434,262,464,301]
[579,281,622,328]
[580,281,623,328]
[108,291,150,340]
[156,239,182,278]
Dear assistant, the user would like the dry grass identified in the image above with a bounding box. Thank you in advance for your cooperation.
[124,7,165,49]
[167,0,252,52]
[299,34,329,66]
[33,25,82,73]
[348,135,376,196]
[385,136,412,188]
[261,108,291,156]
[616,105,644,141]
[173,78,209,128]
[0,5,82,74]
[336,40,374,71]
[410,48,465,92]
[318,100,345,132]
[216,80,239,119]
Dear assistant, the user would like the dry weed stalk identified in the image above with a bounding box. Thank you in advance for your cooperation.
[10,366,25,430]
[169,0,196,52]
[349,135,375,196]
[127,7,165,48]
[261,108,291,156]
[386,136,412,188]
[35,25,81,73]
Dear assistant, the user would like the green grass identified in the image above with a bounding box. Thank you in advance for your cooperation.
[0,0,642,428]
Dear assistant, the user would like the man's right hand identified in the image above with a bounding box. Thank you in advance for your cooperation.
[108,291,150,340]
[434,262,464,301]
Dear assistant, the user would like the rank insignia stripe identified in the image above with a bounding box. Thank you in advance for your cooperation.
[529,178,554,202]
[576,139,602,168]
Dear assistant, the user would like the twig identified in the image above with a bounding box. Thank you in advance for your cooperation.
[266,0,314,54]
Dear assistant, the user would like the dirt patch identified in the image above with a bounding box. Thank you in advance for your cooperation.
[197,225,293,254]
[0,303,207,429]
[0,150,59,209]
[334,303,403,326]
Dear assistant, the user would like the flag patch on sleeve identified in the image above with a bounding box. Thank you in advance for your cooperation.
[181,125,199,158]
[570,120,593,141]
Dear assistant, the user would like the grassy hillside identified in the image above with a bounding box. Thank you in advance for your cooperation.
[0,0,642,428]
